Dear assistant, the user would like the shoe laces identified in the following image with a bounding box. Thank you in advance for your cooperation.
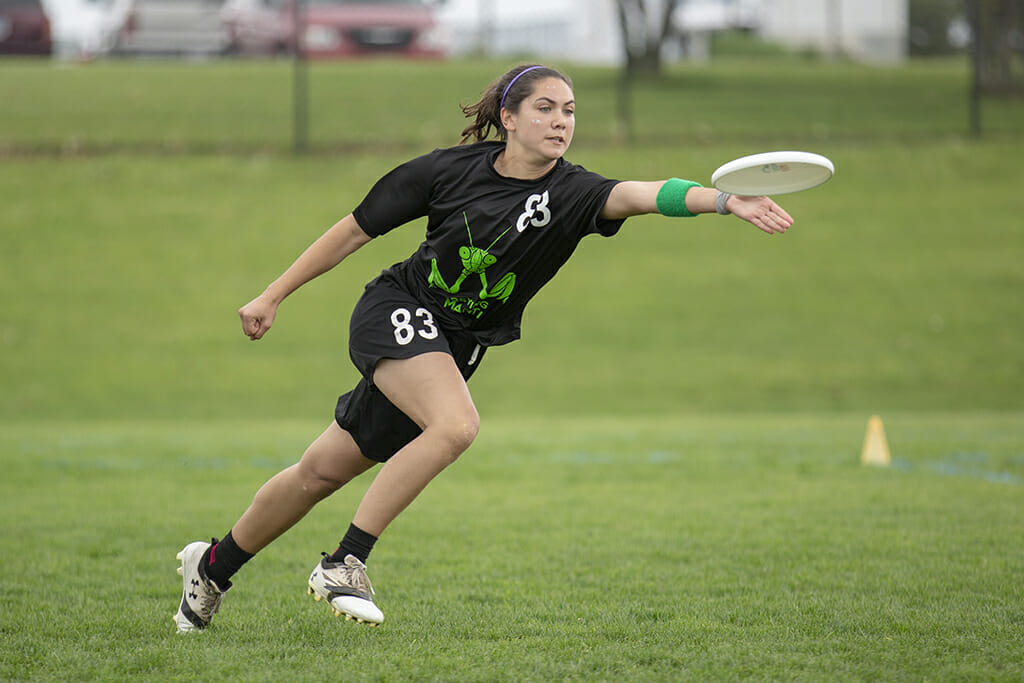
[191,538,227,620]
[322,553,375,597]
[194,580,224,620]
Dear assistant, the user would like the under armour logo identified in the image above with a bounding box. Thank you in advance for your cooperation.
[516,191,551,232]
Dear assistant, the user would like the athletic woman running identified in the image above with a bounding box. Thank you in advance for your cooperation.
[174,64,793,633]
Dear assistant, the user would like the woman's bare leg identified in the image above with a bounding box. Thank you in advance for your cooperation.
[231,421,377,553]
[351,352,479,537]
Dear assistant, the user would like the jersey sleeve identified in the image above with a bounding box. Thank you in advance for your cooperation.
[564,166,625,238]
[353,151,436,238]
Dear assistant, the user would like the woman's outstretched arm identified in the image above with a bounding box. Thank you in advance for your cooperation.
[601,180,793,235]
[238,213,372,341]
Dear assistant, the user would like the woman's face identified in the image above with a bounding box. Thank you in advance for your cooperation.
[503,77,576,162]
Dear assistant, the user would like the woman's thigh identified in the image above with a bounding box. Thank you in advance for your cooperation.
[372,352,479,434]
[299,421,378,485]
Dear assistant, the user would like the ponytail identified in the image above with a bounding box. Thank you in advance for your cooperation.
[459,64,573,145]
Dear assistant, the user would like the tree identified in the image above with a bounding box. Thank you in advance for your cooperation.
[612,0,685,142]
[970,0,1024,96]
[909,0,963,55]
[968,0,1023,137]
[615,0,685,76]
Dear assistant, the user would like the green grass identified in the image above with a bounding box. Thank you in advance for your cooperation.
[2,57,1023,680]
[1,139,1022,419]
[1,57,1022,153]
[1,415,1022,681]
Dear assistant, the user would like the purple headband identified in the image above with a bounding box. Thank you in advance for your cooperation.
[500,66,545,110]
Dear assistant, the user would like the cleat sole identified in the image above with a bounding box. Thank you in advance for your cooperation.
[309,579,382,626]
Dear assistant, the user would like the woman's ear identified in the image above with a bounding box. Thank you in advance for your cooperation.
[500,107,515,134]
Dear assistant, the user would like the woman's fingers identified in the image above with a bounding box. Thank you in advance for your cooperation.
[741,197,793,234]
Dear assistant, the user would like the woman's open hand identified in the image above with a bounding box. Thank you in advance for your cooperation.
[727,195,794,235]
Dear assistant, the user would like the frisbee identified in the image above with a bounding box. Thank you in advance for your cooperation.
[711,151,834,196]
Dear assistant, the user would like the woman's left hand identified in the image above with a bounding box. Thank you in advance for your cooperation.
[727,195,794,235]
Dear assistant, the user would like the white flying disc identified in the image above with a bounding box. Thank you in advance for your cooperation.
[711,151,834,196]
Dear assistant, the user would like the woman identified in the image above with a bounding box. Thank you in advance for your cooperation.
[173,64,793,633]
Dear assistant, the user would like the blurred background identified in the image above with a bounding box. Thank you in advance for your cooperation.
[3,0,1023,146]
[3,7,1023,679]
[1,0,1019,148]
[1,0,1022,422]
[3,0,1018,67]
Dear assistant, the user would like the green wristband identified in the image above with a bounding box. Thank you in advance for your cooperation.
[656,178,703,218]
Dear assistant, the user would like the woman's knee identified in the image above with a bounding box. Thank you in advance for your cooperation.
[296,425,374,498]
[295,456,346,499]
[430,406,480,461]
[373,352,480,459]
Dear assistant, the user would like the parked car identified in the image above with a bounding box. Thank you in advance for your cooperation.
[0,0,52,55]
[111,0,229,56]
[222,0,448,59]
[221,0,289,55]
[42,0,134,59]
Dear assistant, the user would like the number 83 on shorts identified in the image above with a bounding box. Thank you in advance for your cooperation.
[390,307,439,345]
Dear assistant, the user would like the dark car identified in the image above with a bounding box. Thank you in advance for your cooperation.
[0,0,51,56]
[222,0,447,58]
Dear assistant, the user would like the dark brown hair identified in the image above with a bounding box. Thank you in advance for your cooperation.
[459,64,573,144]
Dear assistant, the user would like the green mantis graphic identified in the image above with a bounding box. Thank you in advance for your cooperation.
[428,212,517,303]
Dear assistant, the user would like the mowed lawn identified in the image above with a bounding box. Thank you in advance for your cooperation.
[1,57,1023,680]
[1,415,1022,681]
[1,57,1022,151]
[1,141,1021,419]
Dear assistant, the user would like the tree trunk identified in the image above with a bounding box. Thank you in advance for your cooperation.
[616,0,681,77]
[973,0,1024,96]
[628,46,664,75]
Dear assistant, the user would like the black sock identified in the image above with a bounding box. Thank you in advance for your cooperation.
[328,523,378,564]
[204,530,254,589]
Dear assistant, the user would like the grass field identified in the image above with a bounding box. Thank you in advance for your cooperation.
[1,56,1023,680]
[1,57,1023,152]
[2,142,1021,419]
[2,415,1022,681]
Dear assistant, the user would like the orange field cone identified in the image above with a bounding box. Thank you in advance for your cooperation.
[861,415,891,466]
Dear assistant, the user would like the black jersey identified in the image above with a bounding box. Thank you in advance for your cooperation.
[353,141,624,347]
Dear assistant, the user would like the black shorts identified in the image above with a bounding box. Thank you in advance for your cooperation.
[335,282,486,463]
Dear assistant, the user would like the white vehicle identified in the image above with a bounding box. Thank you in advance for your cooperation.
[111,0,229,56]
[40,0,128,58]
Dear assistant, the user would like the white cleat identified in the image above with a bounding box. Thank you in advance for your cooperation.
[173,540,228,634]
[307,554,383,627]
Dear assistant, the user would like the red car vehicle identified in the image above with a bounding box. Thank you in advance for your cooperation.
[0,0,51,56]
[222,0,447,58]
